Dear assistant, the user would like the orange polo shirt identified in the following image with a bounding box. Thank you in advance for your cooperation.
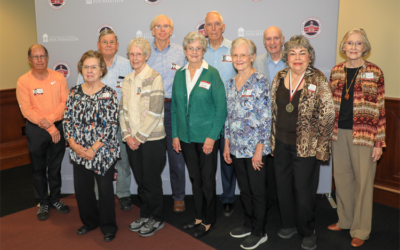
[16,69,69,134]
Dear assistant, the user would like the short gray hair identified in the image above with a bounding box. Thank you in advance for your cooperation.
[205,11,224,24]
[98,29,118,42]
[150,15,174,30]
[339,28,371,57]
[231,37,257,56]
[182,32,207,53]
[282,35,315,65]
[127,37,151,57]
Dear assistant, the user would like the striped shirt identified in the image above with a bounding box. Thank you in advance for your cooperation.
[147,40,186,99]
[77,54,132,101]
[203,38,237,87]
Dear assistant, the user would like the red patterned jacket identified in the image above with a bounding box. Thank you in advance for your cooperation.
[329,61,386,148]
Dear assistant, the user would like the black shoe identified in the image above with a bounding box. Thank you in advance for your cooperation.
[277,227,298,239]
[37,204,49,221]
[223,203,234,217]
[183,219,201,230]
[193,224,213,238]
[240,234,268,250]
[119,197,132,211]
[77,226,92,236]
[104,233,115,242]
[301,234,317,250]
[230,227,252,238]
[51,201,70,214]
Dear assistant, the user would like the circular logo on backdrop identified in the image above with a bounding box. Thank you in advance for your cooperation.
[97,24,115,38]
[48,0,66,10]
[53,62,71,79]
[144,0,162,5]
[195,21,208,38]
[301,17,322,39]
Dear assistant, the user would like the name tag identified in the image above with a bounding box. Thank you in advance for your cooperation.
[361,72,374,79]
[199,80,211,90]
[242,89,252,97]
[116,76,124,88]
[171,63,181,70]
[308,84,316,92]
[99,93,110,99]
[33,88,43,95]
[222,55,232,62]
[136,87,141,95]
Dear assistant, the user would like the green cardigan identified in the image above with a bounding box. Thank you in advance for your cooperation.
[171,64,227,143]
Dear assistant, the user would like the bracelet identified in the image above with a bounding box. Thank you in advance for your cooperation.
[91,147,97,153]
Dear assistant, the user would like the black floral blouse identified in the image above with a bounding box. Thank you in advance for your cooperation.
[63,85,120,176]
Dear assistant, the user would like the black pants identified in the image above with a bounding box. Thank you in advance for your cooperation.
[266,155,278,206]
[26,120,65,205]
[181,140,219,225]
[126,138,166,222]
[233,155,268,236]
[274,139,320,237]
[73,162,117,235]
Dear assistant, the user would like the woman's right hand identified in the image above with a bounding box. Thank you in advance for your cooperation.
[126,136,139,151]
[172,138,181,153]
[223,139,232,164]
[69,140,88,159]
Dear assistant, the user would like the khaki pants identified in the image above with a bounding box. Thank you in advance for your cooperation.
[332,129,376,240]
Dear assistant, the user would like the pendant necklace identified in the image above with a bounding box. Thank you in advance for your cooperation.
[286,70,305,113]
[344,65,360,100]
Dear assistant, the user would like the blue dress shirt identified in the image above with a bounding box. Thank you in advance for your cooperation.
[253,52,286,83]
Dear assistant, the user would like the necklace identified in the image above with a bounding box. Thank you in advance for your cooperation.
[286,70,305,113]
[344,65,360,100]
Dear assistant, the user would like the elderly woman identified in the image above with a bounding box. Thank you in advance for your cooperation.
[327,28,385,248]
[223,38,271,250]
[120,37,166,237]
[171,31,227,237]
[270,35,334,250]
[63,50,120,242]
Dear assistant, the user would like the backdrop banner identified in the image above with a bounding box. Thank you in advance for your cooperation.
[35,0,339,195]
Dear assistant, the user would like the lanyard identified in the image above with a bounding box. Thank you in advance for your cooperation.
[289,70,305,101]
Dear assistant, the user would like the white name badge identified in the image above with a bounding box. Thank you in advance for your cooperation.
[33,88,43,95]
[242,89,252,97]
[116,76,124,88]
[171,63,181,70]
[361,72,374,79]
[199,80,211,90]
[222,55,232,62]
[136,87,141,95]
[308,84,316,92]
[99,93,110,99]
[116,81,122,88]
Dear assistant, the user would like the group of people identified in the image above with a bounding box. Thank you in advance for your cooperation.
[16,10,386,250]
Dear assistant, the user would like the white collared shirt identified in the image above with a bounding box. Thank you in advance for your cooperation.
[183,60,209,103]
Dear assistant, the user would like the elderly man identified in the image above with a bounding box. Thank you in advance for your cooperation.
[203,11,237,217]
[17,44,70,220]
[147,15,187,213]
[77,29,133,211]
[253,26,286,210]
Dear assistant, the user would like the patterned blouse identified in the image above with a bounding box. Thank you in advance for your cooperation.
[63,85,120,176]
[224,71,272,158]
[329,61,386,148]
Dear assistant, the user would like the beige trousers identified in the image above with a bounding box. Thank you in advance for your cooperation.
[332,129,376,240]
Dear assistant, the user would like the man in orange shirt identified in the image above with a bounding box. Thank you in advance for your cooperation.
[16,44,70,221]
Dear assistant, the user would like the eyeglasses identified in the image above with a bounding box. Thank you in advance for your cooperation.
[129,53,144,58]
[30,55,47,60]
[187,47,203,53]
[205,22,222,28]
[232,54,250,60]
[100,40,116,46]
[154,24,171,30]
[82,65,101,70]
[345,41,364,47]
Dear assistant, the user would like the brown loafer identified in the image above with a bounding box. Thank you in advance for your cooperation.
[174,200,185,213]
[327,223,342,231]
[351,237,365,247]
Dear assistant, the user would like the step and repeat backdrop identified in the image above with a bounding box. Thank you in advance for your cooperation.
[35,0,339,195]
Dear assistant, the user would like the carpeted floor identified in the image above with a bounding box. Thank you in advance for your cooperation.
[1,164,400,250]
